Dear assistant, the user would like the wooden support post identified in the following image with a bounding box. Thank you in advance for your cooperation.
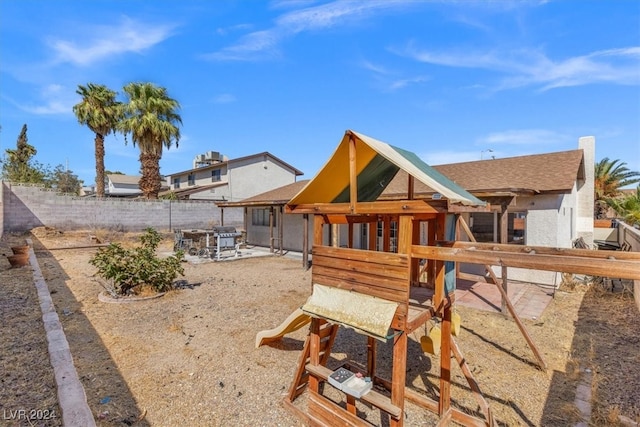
[349,134,357,213]
[303,214,309,269]
[269,206,274,253]
[369,221,378,251]
[331,223,338,248]
[500,203,509,311]
[407,175,414,200]
[309,318,321,393]
[383,216,391,252]
[427,219,436,287]
[367,337,377,378]
[439,278,452,416]
[314,215,324,246]
[348,222,354,249]
[279,205,284,255]
[391,331,407,427]
[501,265,508,315]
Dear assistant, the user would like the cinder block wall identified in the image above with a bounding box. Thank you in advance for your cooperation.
[1,182,243,233]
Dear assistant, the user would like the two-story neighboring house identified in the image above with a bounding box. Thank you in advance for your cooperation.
[163,151,303,202]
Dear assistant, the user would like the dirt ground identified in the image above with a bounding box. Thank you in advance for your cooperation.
[1,228,639,426]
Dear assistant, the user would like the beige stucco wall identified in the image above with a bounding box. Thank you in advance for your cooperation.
[228,157,296,203]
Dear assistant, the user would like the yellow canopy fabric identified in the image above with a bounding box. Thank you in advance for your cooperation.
[288,130,485,207]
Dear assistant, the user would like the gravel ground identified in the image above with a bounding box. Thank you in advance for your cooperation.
[2,229,639,426]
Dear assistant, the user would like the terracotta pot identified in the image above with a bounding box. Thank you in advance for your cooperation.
[11,245,30,255]
[7,253,29,268]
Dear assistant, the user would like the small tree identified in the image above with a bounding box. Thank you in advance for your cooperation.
[1,124,48,183]
[89,228,185,296]
[46,165,84,195]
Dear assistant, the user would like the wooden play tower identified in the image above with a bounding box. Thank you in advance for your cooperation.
[275,130,640,426]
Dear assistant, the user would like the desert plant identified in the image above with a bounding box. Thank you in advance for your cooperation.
[90,228,184,295]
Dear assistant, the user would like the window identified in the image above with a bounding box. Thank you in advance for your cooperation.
[173,177,180,189]
[211,169,221,182]
[188,173,195,186]
[252,208,274,226]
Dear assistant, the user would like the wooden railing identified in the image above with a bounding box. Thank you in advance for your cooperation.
[311,245,411,330]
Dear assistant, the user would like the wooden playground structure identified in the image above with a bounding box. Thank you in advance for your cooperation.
[257,130,640,426]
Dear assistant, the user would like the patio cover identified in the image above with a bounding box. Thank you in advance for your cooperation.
[288,130,485,207]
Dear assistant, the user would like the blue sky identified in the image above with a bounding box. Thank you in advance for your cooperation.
[1,0,639,188]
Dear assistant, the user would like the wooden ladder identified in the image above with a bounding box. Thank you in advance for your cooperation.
[288,320,339,401]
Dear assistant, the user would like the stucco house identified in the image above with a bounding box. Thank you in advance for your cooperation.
[161,151,303,203]
[220,137,595,285]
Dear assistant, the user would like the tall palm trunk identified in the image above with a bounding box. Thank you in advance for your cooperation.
[95,133,106,197]
[139,152,162,199]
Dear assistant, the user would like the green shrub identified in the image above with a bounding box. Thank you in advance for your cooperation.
[90,227,184,295]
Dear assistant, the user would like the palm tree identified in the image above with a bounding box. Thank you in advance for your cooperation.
[73,84,123,198]
[119,82,182,199]
[605,185,640,227]
[594,157,640,218]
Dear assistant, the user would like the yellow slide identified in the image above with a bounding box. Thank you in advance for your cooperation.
[255,308,311,348]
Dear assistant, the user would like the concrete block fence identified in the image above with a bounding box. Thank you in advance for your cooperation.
[1,182,243,235]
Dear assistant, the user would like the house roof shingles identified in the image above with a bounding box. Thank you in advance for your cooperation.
[382,149,585,199]
[217,180,309,207]
[218,149,586,207]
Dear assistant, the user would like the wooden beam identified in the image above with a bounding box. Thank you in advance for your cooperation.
[439,304,452,416]
[445,240,640,261]
[383,216,391,252]
[407,175,414,200]
[269,206,274,253]
[349,134,357,213]
[286,200,444,215]
[412,245,640,280]
[369,222,377,251]
[404,389,488,427]
[313,215,325,248]
[391,332,407,427]
[447,202,491,213]
[500,203,508,312]
[303,214,309,270]
[450,337,494,426]
[279,205,284,255]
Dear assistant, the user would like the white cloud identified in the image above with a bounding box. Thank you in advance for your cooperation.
[216,23,253,36]
[19,84,76,115]
[205,30,283,61]
[388,75,429,90]
[206,0,421,61]
[48,16,176,66]
[476,129,570,146]
[399,43,640,91]
[212,94,237,104]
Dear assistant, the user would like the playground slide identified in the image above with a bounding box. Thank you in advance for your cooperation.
[255,308,311,348]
